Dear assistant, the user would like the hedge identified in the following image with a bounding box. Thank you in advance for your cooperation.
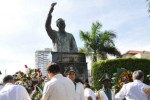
[91,58,150,90]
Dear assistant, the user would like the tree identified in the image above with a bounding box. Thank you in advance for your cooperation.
[79,21,121,62]
[147,0,150,14]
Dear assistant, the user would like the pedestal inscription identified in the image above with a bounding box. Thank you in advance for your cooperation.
[50,52,88,82]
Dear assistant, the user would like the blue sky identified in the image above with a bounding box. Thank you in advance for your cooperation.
[0,0,150,80]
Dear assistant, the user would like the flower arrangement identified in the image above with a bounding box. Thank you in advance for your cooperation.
[111,68,132,93]
[13,65,46,100]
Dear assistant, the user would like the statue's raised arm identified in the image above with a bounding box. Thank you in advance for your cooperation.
[50,2,57,13]
[45,2,78,52]
[45,2,57,39]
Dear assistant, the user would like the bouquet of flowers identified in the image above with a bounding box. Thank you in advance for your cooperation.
[13,65,46,100]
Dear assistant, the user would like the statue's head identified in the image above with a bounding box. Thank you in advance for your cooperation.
[56,18,66,31]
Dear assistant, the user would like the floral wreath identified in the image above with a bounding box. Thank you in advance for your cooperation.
[13,65,46,99]
[111,68,132,93]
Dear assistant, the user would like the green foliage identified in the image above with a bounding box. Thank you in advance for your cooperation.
[147,0,150,14]
[13,65,46,100]
[79,21,121,62]
[111,68,132,93]
[91,58,150,90]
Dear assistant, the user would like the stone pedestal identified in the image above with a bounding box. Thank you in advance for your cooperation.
[50,52,88,82]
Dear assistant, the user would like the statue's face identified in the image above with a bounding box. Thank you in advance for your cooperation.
[57,19,66,30]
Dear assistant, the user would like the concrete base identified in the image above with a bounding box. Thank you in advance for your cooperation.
[50,52,88,83]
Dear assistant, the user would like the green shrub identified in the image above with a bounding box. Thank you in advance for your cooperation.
[91,58,150,90]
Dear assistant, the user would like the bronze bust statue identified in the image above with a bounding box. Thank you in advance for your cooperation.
[45,2,78,52]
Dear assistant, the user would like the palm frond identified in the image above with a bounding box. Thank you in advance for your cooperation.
[79,21,120,61]
[147,0,150,14]
[91,21,102,36]
[100,46,121,57]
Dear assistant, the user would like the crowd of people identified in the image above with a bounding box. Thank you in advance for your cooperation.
[0,62,150,100]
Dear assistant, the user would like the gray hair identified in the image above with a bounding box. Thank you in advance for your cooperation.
[132,70,144,80]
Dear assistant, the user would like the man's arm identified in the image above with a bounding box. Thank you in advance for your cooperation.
[45,2,56,39]
[41,83,51,100]
[80,83,84,100]
[115,85,126,100]
[21,86,31,100]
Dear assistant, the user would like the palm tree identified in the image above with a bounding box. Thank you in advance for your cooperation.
[79,21,121,62]
[147,0,150,15]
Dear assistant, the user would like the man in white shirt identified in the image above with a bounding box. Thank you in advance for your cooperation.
[0,75,31,100]
[64,67,84,100]
[41,63,75,100]
[115,70,150,100]
[84,83,96,100]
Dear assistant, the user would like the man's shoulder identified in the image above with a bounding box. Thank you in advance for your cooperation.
[46,74,66,85]
[65,32,73,36]
[13,85,26,90]
[99,89,105,95]
[45,78,57,86]
[76,82,83,87]
[99,89,104,92]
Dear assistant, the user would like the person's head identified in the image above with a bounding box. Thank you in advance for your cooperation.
[47,62,60,79]
[102,79,111,89]
[100,73,111,89]
[64,67,76,81]
[56,18,66,31]
[84,83,91,89]
[3,75,14,85]
[132,70,144,81]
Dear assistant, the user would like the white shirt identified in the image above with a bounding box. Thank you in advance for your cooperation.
[99,89,115,100]
[0,83,31,100]
[84,88,96,100]
[75,82,84,100]
[115,80,150,100]
[42,74,75,100]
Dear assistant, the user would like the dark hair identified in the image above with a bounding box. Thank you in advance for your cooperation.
[132,70,144,80]
[84,83,91,89]
[3,75,14,84]
[47,62,60,73]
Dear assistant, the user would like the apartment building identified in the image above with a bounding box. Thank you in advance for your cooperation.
[35,48,52,77]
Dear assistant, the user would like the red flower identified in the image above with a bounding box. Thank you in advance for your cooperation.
[27,77,31,80]
[39,74,42,77]
[43,76,47,79]
[37,68,40,72]
[14,65,45,97]
[14,79,20,81]
[20,72,24,76]
[41,79,44,82]
[32,86,35,91]
[25,65,28,68]
[34,69,37,72]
